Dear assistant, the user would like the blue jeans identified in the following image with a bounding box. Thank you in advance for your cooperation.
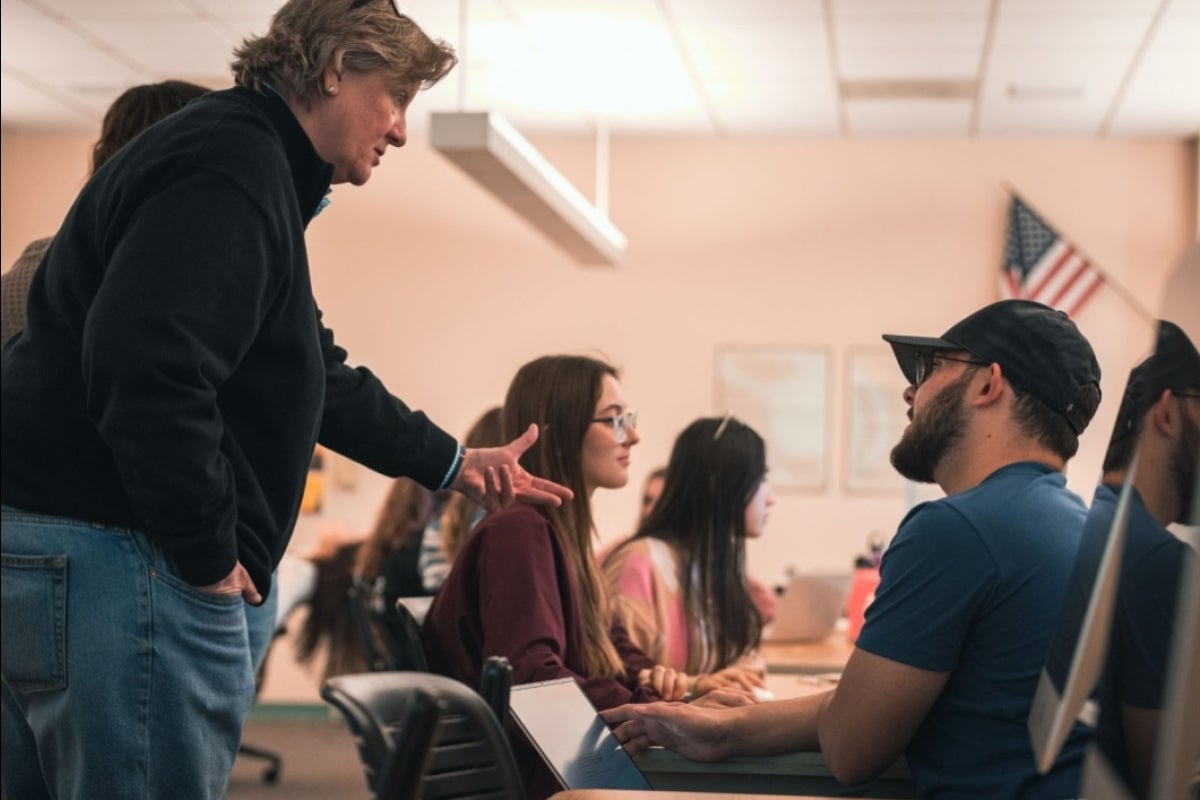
[1,509,257,799]
[245,571,278,674]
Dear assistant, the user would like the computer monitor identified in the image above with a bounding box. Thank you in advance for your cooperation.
[1027,466,1137,775]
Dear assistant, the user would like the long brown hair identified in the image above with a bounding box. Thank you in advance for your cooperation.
[504,355,623,678]
[355,477,436,581]
[296,541,366,679]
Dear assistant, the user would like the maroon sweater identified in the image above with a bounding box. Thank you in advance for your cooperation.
[422,503,662,796]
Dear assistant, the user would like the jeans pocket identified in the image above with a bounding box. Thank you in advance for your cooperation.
[1,553,68,693]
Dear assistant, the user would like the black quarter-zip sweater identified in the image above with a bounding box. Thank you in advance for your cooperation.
[1,86,457,594]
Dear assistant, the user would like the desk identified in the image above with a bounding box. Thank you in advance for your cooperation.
[634,748,912,798]
[760,632,854,675]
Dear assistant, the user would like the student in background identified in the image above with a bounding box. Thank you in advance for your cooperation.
[418,405,505,591]
[422,355,752,799]
[294,526,369,680]
[604,300,1103,798]
[1,79,210,347]
[356,477,439,605]
[616,459,777,627]
[603,416,772,692]
[1091,320,1199,798]
[0,3,569,797]
[637,466,667,526]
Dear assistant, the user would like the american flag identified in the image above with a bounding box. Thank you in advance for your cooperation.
[1001,195,1104,317]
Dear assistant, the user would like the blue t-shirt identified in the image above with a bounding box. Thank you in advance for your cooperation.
[1093,483,1192,789]
[856,462,1089,798]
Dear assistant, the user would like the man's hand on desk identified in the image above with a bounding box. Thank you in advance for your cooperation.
[603,690,834,761]
[601,701,736,761]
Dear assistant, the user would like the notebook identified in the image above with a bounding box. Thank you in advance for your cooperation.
[507,677,652,790]
[764,572,853,642]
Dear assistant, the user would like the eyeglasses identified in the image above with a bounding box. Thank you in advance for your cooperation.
[913,352,989,387]
[592,410,638,444]
[1176,390,1200,401]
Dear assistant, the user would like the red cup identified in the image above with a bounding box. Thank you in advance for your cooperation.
[845,566,880,643]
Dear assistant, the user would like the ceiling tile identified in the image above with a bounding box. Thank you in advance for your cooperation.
[78,20,236,79]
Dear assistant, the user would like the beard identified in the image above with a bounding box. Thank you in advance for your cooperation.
[889,372,972,484]
[1170,410,1199,525]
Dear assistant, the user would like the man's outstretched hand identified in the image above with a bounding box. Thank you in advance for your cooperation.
[451,423,573,511]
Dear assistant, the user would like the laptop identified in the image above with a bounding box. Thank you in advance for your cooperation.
[507,677,652,790]
[764,573,852,642]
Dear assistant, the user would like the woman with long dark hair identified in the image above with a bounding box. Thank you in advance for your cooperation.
[604,416,773,689]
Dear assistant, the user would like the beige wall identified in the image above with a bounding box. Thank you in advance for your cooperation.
[3,129,1196,701]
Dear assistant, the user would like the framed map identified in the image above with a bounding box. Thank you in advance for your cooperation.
[844,348,911,493]
[714,347,829,491]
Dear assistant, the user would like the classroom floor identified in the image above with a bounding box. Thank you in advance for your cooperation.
[228,715,366,800]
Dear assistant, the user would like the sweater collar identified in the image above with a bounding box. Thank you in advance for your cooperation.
[230,85,334,225]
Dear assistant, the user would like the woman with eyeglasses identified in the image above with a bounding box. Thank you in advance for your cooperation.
[423,356,751,798]
[603,416,775,696]
[0,2,575,797]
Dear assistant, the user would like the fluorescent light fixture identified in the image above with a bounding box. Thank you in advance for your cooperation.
[430,111,627,265]
[840,79,978,100]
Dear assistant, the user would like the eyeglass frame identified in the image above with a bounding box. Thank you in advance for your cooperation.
[592,410,638,444]
[912,351,990,388]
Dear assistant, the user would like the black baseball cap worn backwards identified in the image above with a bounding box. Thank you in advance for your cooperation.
[882,299,1102,434]
[1110,320,1200,442]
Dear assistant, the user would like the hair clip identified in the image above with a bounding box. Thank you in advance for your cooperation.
[713,411,734,441]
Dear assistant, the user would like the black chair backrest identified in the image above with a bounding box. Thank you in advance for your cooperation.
[322,672,524,800]
[381,598,431,672]
[478,655,512,726]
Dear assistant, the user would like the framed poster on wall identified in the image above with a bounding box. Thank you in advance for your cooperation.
[714,347,829,492]
[844,348,910,493]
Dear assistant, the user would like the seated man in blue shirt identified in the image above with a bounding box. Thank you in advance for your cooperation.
[1091,320,1199,797]
[603,299,1103,798]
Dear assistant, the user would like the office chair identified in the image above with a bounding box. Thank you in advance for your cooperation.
[379,595,432,672]
[377,597,513,727]
[322,671,525,800]
[349,576,394,672]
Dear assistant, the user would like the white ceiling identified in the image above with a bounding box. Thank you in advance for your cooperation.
[1,0,1197,138]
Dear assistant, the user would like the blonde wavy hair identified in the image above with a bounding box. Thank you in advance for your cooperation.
[231,0,456,108]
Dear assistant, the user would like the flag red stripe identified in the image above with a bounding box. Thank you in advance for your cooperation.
[1047,259,1094,309]
[1004,269,1021,299]
[1025,246,1076,300]
[1062,271,1104,318]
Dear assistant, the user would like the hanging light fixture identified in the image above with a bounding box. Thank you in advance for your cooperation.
[429,1,627,265]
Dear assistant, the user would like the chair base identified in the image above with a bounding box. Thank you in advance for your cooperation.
[238,743,283,784]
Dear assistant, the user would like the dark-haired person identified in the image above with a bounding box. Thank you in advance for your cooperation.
[604,300,1103,798]
[423,355,751,799]
[418,405,506,591]
[1090,320,1199,798]
[1,79,210,347]
[0,1,568,797]
[603,416,773,693]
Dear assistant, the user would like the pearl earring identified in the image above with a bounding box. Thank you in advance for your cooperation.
[324,84,337,96]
